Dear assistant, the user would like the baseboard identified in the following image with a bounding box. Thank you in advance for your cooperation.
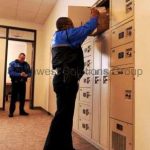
[33,106,54,117]
[73,128,106,150]
[0,108,3,111]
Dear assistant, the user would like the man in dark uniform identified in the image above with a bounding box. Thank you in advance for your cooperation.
[8,53,31,117]
[44,8,99,150]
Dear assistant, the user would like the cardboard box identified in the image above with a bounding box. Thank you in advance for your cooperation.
[92,7,109,35]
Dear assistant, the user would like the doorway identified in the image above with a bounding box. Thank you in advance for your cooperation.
[5,40,34,111]
[0,26,36,111]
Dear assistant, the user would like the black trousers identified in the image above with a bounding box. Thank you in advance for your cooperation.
[9,81,26,114]
[44,74,79,150]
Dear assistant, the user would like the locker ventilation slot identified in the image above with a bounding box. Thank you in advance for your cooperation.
[112,131,126,150]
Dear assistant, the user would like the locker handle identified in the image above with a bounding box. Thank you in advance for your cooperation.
[118,71,123,74]
[126,27,132,37]
[116,124,123,131]
[83,92,91,98]
[103,76,108,84]
[86,109,89,116]
[125,90,132,99]
[126,48,132,57]
[118,52,124,59]
[85,124,89,130]
[95,76,100,84]
[82,123,86,129]
[87,77,90,84]
[118,32,124,39]
[83,77,90,84]
[126,2,133,13]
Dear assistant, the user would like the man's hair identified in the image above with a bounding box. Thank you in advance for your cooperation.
[19,53,26,57]
[56,17,72,31]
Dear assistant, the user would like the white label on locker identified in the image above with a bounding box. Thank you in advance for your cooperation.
[79,88,92,103]
[112,20,134,48]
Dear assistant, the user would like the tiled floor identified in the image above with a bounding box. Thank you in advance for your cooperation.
[0,102,98,150]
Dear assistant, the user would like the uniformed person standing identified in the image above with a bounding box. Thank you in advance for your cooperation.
[44,8,100,150]
[8,53,31,117]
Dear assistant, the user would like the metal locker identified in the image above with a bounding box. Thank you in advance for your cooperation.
[110,67,134,124]
[112,20,134,48]
[111,42,134,66]
[110,118,133,150]
[111,0,134,26]
[79,119,92,137]
[79,103,92,121]
[80,75,93,88]
[79,88,92,104]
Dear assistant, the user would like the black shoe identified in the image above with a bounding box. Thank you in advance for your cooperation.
[20,111,29,116]
[9,114,13,117]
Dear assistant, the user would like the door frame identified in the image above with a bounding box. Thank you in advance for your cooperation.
[0,25,37,110]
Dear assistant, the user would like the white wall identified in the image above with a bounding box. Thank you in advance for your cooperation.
[135,0,150,149]
[0,39,6,108]
[41,0,97,114]
[0,0,98,111]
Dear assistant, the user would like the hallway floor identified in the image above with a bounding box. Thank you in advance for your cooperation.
[0,102,98,150]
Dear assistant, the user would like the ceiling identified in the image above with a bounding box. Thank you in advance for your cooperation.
[0,0,57,24]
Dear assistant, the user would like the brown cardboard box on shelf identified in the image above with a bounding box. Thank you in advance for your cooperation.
[92,7,109,36]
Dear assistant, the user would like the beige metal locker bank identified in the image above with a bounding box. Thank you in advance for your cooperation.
[69,0,150,150]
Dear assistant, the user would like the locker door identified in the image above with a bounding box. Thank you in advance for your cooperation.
[80,75,93,88]
[110,67,134,124]
[79,118,92,137]
[84,56,93,70]
[79,103,92,121]
[79,88,92,104]
[112,20,134,48]
[110,118,133,150]
[82,37,94,58]
[111,42,134,66]
[111,0,134,26]
[0,38,6,108]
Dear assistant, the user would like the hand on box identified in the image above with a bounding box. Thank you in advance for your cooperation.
[91,8,100,18]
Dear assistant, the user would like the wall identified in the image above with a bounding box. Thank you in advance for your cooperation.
[0,18,44,107]
[0,39,6,108]
[41,0,98,114]
[135,0,150,149]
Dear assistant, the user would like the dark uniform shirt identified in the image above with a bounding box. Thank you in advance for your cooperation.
[8,59,31,82]
[51,17,98,76]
